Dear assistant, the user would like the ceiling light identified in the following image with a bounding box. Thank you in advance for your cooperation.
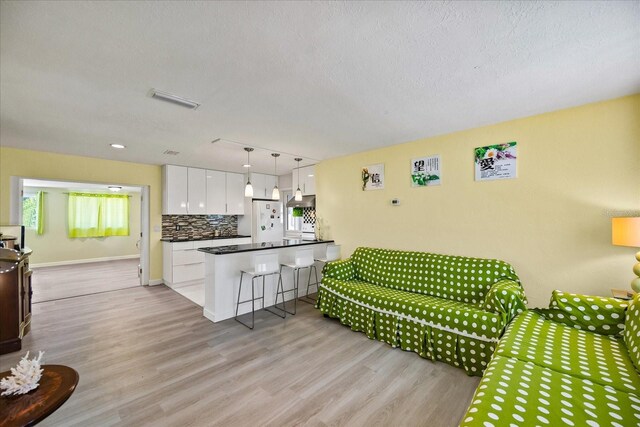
[244,148,254,198]
[271,153,280,200]
[294,158,303,201]
[108,186,122,192]
[110,144,126,149]
[150,89,200,110]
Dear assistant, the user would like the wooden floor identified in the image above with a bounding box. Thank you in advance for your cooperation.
[32,258,140,303]
[0,286,479,427]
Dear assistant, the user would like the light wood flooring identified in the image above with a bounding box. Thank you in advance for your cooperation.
[1,285,479,427]
[32,258,140,303]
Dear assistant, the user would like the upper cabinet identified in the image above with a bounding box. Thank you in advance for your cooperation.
[247,173,278,199]
[292,165,316,195]
[225,172,245,214]
[187,167,207,214]
[163,165,246,215]
[205,170,226,214]
[163,165,188,214]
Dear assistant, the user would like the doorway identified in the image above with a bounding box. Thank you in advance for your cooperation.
[9,177,150,302]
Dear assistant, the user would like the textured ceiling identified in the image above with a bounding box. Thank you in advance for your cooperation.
[1,1,639,174]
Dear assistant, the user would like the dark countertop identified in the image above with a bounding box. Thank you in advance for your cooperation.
[161,235,251,243]
[197,239,334,255]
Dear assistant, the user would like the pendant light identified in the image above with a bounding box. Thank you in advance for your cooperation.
[244,147,254,197]
[271,153,280,200]
[294,158,303,201]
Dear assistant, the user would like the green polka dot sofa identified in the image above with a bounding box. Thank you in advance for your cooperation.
[461,291,640,427]
[315,247,527,376]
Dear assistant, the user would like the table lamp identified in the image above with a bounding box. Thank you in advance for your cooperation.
[612,217,640,292]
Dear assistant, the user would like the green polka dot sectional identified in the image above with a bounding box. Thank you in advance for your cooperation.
[315,247,527,376]
[460,291,640,427]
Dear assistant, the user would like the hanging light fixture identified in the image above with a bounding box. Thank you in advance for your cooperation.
[271,153,280,200]
[294,157,303,201]
[244,147,254,197]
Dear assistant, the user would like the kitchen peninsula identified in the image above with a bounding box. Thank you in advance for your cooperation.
[198,239,333,322]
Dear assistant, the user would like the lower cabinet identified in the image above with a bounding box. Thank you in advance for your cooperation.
[0,250,32,355]
[163,238,251,287]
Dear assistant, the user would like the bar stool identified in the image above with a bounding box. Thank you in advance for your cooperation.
[303,244,341,303]
[235,253,284,330]
[316,244,341,265]
[279,248,319,307]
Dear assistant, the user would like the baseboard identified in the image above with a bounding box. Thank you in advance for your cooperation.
[203,308,216,322]
[31,254,140,268]
[148,279,164,286]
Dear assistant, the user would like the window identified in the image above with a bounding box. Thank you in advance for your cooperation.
[22,191,44,235]
[67,193,129,238]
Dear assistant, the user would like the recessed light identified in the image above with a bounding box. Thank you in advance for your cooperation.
[243,164,251,168]
[108,186,122,192]
[308,174,314,177]
[110,144,126,149]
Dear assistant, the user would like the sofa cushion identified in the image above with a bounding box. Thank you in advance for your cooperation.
[321,277,503,342]
[460,354,640,427]
[496,311,640,395]
[625,294,640,372]
[535,290,629,336]
[350,247,519,305]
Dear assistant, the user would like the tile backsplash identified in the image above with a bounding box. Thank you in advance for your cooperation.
[162,215,238,240]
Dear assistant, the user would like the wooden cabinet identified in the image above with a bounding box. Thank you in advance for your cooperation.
[292,165,316,195]
[0,249,32,355]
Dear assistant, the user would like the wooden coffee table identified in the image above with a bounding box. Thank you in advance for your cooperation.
[0,365,79,427]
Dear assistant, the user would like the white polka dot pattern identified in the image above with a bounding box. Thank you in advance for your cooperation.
[625,294,640,372]
[535,290,629,336]
[497,311,640,394]
[316,247,528,376]
[460,355,640,427]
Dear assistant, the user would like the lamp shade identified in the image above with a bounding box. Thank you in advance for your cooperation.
[612,217,640,247]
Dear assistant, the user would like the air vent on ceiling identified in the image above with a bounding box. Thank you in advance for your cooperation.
[150,89,200,110]
[163,150,180,156]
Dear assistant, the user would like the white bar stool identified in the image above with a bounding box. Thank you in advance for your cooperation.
[235,253,284,330]
[316,244,341,265]
[279,248,319,308]
[307,244,341,303]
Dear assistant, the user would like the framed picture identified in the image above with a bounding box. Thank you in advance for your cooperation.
[474,142,517,181]
[362,163,384,191]
[411,155,441,187]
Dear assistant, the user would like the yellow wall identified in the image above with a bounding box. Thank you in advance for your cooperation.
[316,94,640,307]
[0,147,163,281]
[23,187,141,266]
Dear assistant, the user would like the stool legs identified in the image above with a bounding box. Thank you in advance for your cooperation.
[300,264,320,304]
[269,265,297,316]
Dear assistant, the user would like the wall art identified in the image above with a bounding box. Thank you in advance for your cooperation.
[474,142,517,181]
[362,163,384,191]
[411,155,441,187]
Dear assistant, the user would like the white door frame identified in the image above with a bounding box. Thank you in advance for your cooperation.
[9,176,151,286]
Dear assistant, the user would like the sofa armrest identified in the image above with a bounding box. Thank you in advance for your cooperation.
[482,279,527,325]
[322,258,355,281]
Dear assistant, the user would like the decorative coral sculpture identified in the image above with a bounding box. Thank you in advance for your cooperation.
[0,351,44,396]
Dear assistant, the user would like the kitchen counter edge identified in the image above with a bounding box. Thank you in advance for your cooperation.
[161,235,251,243]
[197,239,334,255]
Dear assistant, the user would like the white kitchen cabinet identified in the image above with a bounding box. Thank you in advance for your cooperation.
[292,165,316,196]
[187,167,207,214]
[163,237,252,287]
[264,174,278,199]
[163,165,188,214]
[206,170,226,214]
[226,172,245,215]
[250,173,266,199]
